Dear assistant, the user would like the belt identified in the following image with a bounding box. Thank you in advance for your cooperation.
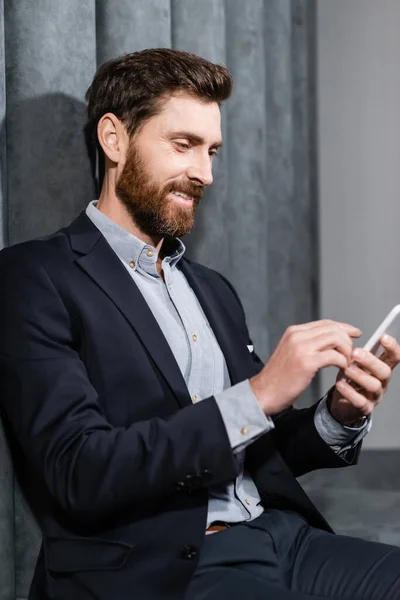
[205,521,233,535]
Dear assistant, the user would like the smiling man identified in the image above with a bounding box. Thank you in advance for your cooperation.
[1,49,400,600]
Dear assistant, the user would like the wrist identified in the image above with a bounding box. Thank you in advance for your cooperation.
[249,374,275,415]
[327,390,367,427]
[345,417,367,428]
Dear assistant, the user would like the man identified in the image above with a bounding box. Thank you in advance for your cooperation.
[0,48,400,600]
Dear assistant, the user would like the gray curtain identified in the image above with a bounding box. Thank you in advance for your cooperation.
[0,1,317,598]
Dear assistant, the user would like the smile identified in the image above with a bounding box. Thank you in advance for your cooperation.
[169,191,195,205]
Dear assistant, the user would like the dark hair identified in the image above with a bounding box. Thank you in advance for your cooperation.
[85,48,233,145]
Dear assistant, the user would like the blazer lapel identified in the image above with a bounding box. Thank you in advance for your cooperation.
[67,213,192,408]
[179,259,257,385]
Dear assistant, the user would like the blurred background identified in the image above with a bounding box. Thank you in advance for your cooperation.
[0,1,400,598]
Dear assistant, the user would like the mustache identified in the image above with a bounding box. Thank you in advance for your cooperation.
[166,182,205,200]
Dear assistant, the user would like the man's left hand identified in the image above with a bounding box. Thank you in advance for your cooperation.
[329,334,400,426]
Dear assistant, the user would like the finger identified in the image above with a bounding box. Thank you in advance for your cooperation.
[310,331,354,363]
[342,364,384,398]
[336,322,363,339]
[295,324,358,356]
[290,320,362,338]
[379,335,400,369]
[335,368,345,382]
[352,348,392,383]
[335,379,374,416]
[315,349,349,371]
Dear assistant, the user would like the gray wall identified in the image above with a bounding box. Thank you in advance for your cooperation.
[318,0,400,448]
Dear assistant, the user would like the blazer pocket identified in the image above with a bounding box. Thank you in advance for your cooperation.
[45,537,135,573]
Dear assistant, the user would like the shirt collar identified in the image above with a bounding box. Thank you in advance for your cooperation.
[85,200,186,273]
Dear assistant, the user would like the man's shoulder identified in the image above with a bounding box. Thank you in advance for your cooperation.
[0,225,73,272]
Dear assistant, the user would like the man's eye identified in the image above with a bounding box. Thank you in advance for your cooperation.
[209,150,219,158]
[176,142,189,151]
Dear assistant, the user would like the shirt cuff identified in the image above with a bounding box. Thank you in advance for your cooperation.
[214,379,274,453]
[314,393,372,456]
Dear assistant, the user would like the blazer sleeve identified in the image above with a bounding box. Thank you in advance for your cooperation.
[0,250,239,522]
[216,271,360,477]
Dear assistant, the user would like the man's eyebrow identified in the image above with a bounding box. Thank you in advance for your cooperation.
[169,131,223,149]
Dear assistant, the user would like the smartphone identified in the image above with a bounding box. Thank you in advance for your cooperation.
[363,304,400,356]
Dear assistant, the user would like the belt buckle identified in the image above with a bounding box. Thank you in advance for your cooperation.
[206,521,231,535]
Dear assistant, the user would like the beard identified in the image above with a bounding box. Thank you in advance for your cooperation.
[116,141,204,238]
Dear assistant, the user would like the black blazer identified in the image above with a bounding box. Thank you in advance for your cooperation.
[0,212,359,600]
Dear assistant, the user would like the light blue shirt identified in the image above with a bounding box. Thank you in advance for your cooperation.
[86,201,370,527]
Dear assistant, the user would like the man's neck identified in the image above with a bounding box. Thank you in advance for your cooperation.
[96,190,167,279]
[97,190,164,254]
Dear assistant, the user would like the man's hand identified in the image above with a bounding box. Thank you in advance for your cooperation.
[329,334,400,425]
[250,320,361,415]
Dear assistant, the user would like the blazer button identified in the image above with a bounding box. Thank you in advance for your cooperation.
[175,481,185,492]
[192,474,203,487]
[180,545,198,560]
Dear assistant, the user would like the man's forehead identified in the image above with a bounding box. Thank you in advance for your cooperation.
[158,94,222,142]
[162,92,220,114]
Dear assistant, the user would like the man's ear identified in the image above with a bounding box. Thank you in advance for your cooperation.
[97,113,128,164]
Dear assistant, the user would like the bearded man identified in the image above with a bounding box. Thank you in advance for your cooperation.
[1,49,400,600]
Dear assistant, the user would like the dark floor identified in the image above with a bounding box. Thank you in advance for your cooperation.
[299,449,400,545]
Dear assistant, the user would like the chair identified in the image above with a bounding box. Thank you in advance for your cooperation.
[0,419,41,600]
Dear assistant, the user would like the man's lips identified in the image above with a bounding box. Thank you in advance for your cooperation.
[168,191,195,206]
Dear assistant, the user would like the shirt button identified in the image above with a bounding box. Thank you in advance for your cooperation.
[146,249,154,257]
[240,426,249,436]
[244,498,250,505]
[191,395,198,403]
[192,334,198,342]
[129,260,136,269]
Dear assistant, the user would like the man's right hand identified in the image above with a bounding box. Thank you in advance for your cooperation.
[249,320,362,415]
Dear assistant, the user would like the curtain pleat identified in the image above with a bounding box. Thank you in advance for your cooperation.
[96,0,172,64]
[263,0,317,407]
[291,0,318,359]
[4,0,96,245]
[14,483,41,600]
[0,421,15,600]
[225,0,270,357]
[0,3,15,598]
[0,0,6,248]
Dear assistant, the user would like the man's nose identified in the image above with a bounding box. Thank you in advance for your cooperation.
[187,158,213,187]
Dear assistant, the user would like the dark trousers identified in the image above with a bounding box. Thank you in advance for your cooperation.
[185,510,400,599]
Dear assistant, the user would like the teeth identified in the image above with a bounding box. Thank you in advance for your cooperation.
[172,191,192,200]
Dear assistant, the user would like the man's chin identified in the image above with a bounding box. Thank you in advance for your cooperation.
[157,218,195,238]
[157,222,194,238]
[159,205,195,237]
